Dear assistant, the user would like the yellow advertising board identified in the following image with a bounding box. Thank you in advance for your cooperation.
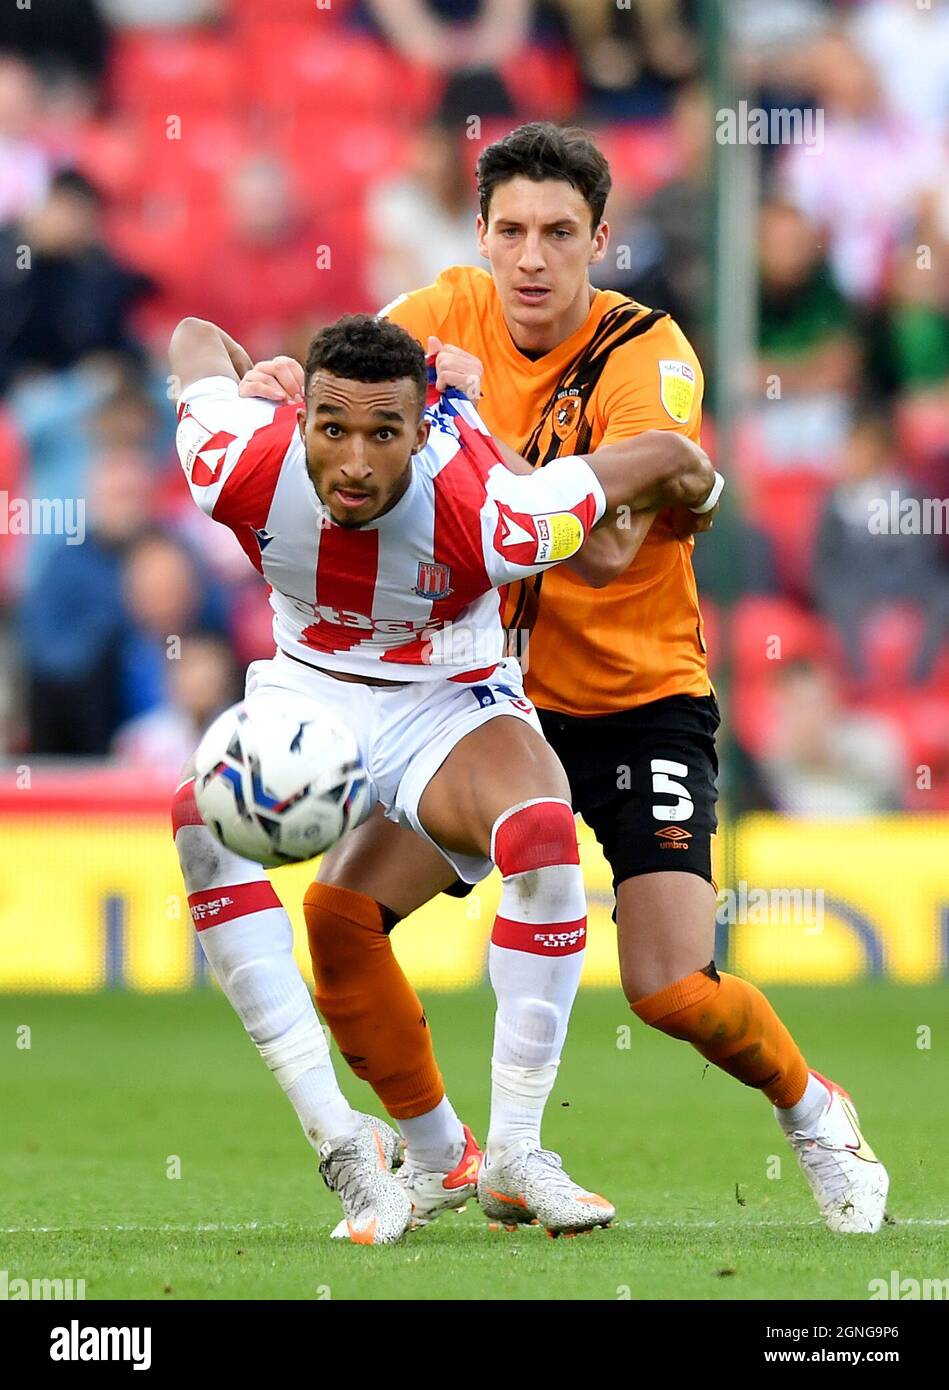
[0,813,945,991]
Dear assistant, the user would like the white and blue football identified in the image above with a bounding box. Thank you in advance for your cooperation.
[194,693,370,867]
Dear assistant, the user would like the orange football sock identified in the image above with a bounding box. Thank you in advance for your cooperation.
[631,964,808,1108]
[303,882,444,1120]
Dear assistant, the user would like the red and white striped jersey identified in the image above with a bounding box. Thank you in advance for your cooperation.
[175,375,606,681]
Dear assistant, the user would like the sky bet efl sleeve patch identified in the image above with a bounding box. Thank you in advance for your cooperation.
[535,510,584,562]
[658,359,697,425]
[493,504,585,569]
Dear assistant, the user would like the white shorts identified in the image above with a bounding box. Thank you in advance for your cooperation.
[244,650,543,883]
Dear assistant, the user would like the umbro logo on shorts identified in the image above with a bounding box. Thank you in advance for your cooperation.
[655,825,692,850]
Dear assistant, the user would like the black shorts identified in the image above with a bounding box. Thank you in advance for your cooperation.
[441,692,720,903]
[538,693,720,895]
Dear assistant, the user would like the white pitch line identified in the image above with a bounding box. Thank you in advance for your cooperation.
[4,1219,948,1234]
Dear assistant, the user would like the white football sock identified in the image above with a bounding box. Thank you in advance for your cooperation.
[775,1072,830,1132]
[176,818,358,1149]
[486,848,586,1162]
[398,1096,465,1171]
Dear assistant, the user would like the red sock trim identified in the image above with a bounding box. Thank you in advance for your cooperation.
[188,881,280,930]
[492,799,579,875]
[171,779,204,834]
[491,914,586,955]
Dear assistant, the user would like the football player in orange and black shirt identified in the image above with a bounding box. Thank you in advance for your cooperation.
[242,124,887,1235]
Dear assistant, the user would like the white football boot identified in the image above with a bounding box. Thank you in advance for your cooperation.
[779,1070,889,1234]
[319,1114,412,1244]
[478,1141,615,1237]
[398,1123,483,1229]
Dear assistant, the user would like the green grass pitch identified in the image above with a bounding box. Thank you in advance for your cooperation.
[1,985,946,1301]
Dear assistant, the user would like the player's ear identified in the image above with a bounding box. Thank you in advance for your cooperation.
[296,406,306,440]
[589,220,609,266]
[476,214,489,259]
[411,418,431,455]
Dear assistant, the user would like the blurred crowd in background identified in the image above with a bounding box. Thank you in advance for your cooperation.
[0,0,946,812]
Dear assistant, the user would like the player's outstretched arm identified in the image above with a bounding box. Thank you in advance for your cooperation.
[583,430,719,515]
[561,432,720,586]
[169,317,254,397]
[489,435,695,589]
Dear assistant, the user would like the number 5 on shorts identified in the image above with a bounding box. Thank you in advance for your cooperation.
[650,758,693,821]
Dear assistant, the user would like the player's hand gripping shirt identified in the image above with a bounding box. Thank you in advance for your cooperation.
[175,373,605,681]
[383,265,712,716]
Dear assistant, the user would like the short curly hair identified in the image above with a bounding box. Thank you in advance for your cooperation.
[477,122,611,233]
[304,314,427,411]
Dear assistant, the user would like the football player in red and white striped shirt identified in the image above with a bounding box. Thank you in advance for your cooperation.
[168,312,716,1241]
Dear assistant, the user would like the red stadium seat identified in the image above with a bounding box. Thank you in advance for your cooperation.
[731,673,783,759]
[68,116,143,201]
[234,0,350,22]
[747,469,832,600]
[858,689,949,809]
[127,111,254,202]
[730,597,845,758]
[109,31,241,112]
[859,602,927,692]
[596,121,681,199]
[105,194,227,285]
[502,45,581,121]
[730,595,836,677]
[895,394,949,478]
[238,24,404,116]
[277,114,412,214]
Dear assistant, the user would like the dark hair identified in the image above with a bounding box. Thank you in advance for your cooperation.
[49,168,102,206]
[304,314,427,410]
[477,122,612,232]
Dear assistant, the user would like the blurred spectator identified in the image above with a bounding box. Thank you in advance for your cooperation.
[551,0,699,118]
[781,29,942,305]
[368,120,482,307]
[174,156,334,359]
[119,531,229,726]
[0,170,151,391]
[95,0,222,28]
[851,0,949,136]
[112,632,239,772]
[759,660,905,815]
[753,199,859,468]
[361,0,531,74]
[610,80,711,347]
[7,364,158,586]
[884,196,949,398]
[812,411,949,685]
[18,447,154,755]
[0,58,51,225]
[0,0,108,85]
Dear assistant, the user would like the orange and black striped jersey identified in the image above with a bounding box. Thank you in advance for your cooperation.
[384,265,712,717]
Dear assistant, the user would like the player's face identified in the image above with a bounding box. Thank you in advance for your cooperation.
[477,177,609,352]
[299,374,429,528]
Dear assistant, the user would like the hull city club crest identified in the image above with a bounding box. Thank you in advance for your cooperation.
[553,387,582,441]
[414,561,454,600]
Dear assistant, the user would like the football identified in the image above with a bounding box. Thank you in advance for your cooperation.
[193,693,370,867]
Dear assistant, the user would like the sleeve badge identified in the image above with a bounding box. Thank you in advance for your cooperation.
[658,359,696,425]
